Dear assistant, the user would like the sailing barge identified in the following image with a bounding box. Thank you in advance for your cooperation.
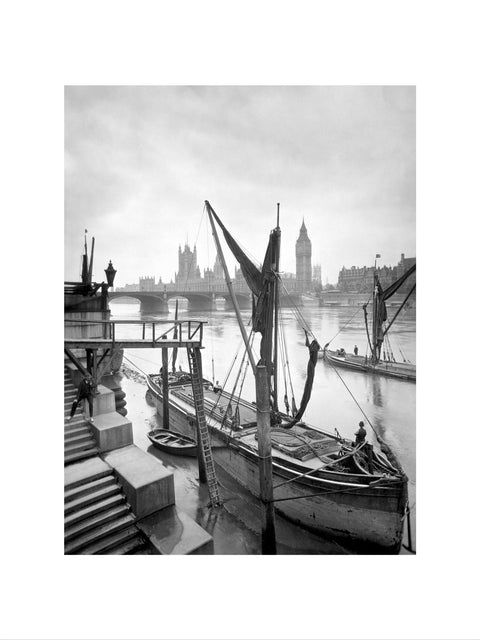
[323,349,416,381]
[324,264,416,381]
[147,202,409,553]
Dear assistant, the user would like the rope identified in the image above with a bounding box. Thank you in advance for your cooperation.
[205,324,254,426]
[277,275,315,338]
[326,358,379,438]
[269,475,402,504]
[327,295,371,346]
[122,355,149,377]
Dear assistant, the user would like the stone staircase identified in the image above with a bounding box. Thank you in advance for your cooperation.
[64,368,99,465]
[64,459,148,555]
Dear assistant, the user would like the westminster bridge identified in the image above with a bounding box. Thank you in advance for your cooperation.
[110,281,301,313]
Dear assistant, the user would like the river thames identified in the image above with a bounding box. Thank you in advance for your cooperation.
[110,298,416,554]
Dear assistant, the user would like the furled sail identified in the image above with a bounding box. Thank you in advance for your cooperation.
[209,207,279,365]
[210,205,319,425]
[373,263,416,361]
[283,331,320,429]
[208,208,263,295]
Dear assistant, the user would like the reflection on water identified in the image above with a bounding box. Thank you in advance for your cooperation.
[111,299,416,553]
[371,375,383,408]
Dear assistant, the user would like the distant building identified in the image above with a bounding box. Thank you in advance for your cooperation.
[117,222,313,294]
[337,253,416,293]
[204,253,225,284]
[312,264,322,291]
[295,219,312,293]
[176,243,201,284]
[139,276,156,291]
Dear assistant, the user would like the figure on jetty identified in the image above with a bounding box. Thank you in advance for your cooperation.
[67,374,95,423]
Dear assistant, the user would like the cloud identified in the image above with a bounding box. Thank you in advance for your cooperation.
[65,86,415,285]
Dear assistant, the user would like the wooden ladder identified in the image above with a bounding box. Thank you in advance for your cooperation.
[187,347,221,507]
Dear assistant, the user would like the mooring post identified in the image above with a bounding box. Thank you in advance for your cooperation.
[256,364,277,554]
[162,347,169,429]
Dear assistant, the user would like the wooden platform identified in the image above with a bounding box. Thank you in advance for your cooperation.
[64,338,202,349]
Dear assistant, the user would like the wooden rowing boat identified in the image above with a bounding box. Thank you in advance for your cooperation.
[147,427,197,457]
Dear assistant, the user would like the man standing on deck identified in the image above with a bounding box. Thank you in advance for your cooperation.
[354,421,367,446]
[354,345,359,355]
[67,375,95,423]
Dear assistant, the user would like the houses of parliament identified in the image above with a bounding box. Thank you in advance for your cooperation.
[118,221,317,294]
[116,219,415,296]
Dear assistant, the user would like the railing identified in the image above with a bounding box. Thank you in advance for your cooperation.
[64,318,206,347]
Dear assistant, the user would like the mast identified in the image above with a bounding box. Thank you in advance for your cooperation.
[272,203,281,412]
[81,230,89,284]
[372,254,379,363]
[172,298,179,373]
[88,237,95,285]
[205,201,257,373]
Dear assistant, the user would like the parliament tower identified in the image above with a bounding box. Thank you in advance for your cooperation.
[295,219,312,293]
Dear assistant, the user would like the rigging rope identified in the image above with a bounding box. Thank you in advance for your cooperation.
[122,354,149,377]
[327,296,372,346]
[277,275,315,338]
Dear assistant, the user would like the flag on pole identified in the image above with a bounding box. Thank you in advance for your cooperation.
[375,254,381,258]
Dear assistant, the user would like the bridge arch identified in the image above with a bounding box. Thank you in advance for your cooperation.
[109,292,168,313]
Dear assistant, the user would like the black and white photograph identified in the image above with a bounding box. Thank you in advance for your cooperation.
[64,85,416,556]
[2,2,479,639]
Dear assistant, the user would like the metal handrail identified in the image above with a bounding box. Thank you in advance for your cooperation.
[64,318,207,345]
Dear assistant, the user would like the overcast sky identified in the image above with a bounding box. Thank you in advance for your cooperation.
[64,86,415,287]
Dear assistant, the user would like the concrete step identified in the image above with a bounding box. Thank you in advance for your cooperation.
[105,536,147,555]
[64,432,95,447]
[65,484,122,515]
[137,506,214,555]
[64,426,91,440]
[78,525,141,555]
[64,447,100,466]
[65,504,131,542]
[64,439,97,456]
[65,516,137,554]
[65,494,126,529]
[64,475,116,503]
[64,417,87,429]
[64,457,112,491]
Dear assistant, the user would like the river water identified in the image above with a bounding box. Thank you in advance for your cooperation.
[110,299,416,554]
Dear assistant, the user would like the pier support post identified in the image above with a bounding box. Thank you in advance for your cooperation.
[162,348,169,429]
[256,364,277,555]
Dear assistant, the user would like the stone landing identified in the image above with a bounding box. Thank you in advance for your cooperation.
[137,506,214,555]
[103,445,175,519]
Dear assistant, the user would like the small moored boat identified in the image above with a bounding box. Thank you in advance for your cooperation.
[147,428,197,457]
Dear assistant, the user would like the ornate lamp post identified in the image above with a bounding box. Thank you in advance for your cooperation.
[101,260,117,315]
[105,260,117,288]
